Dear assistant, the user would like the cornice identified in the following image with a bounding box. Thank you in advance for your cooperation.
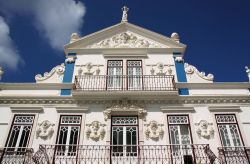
[0,83,73,90]
[0,95,249,106]
[176,82,250,89]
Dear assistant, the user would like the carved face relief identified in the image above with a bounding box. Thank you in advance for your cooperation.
[86,121,106,141]
[144,120,164,141]
[36,120,55,140]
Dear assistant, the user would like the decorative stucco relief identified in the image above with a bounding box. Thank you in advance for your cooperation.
[103,100,147,121]
[77,63,101,76]
[35,63,65,82]
[150,63,173,75]
[195,120,214,139]
[36,120,55,140]
[86,121,106,141]
[184,63,214,81]
[87,32,164,48]
[144,120,164,141]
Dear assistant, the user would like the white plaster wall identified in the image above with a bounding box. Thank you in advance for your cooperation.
[189,89,249,95]
[238,106,250,146]
[0,107,12,147]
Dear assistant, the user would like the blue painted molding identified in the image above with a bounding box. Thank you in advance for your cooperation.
[61,53,76,96]
[174,56,189,95]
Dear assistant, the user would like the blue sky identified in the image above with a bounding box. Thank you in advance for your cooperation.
[0,0,249,82]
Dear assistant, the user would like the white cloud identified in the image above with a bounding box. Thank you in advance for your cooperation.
[0,16,22,70]
[0,0,86,50]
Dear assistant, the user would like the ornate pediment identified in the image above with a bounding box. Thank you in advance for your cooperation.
[86,32,165,49]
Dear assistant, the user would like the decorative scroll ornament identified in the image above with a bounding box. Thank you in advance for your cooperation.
[65,56,76,64]
[245,66,250,82]
[184,63,214,81]
[144,120,164,141]
[87,32,164,49]
[36,120,55,140]
[86,121,106,141]
[104,100,147,121]
[195,120,214,139]
[35,63,65,82]
[171,32,180,43]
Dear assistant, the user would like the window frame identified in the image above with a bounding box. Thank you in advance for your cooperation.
[215,114,245,147]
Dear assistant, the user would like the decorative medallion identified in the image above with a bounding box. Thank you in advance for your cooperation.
[36,120,55,140]
[144,120,164,141]
[195,120,214,139]
[86,121,106,141]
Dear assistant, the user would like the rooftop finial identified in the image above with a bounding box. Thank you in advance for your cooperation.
[245,66,250,82]
[121,6,129,22]
[0,67,4,81]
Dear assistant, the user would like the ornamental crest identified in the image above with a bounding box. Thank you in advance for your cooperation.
[144,120,164,141]
[35,63,65,82]
[36,120,55,140]
[195,120,214,139]
[104,100,146,121]
[86,121,106,141]
[87,32,164,48]
[184,63,214,81]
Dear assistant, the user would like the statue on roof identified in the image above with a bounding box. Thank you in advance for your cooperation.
[121,6,129,22]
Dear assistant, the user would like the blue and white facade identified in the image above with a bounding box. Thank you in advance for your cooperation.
[0,7,250,164]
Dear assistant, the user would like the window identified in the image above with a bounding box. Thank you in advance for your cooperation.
[216,114,243,147]
[111,116,138,157]
[168,115,192,145]
[107,60,143,90]
[56,115,81,156]
[5,115,35,154]
[127,60,142,90]
[107,60,123,90]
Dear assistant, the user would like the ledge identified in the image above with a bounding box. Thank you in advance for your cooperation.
[208,106,241,112]
[10,106,44,112]
[176,82,250,89]
[0,83,73,90]
[56,106,89,113]
[161,106,195,112]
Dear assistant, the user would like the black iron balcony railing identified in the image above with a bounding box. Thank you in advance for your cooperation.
[218,147,250,164]
[74,75,176,91]
[0,147,34,164]
[33,144,219,164]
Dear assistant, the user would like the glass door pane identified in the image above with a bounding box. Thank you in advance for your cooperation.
[107,60,123,90]
[127,61,142,90]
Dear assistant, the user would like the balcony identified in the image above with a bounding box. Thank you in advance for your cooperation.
[32,144,219,164]
[218,147,250,164]
[0,147,33,164]
[73,75,177,98]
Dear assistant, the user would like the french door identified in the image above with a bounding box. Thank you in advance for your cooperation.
[55,115,81,157]
[127,61,142,90]
[111,116,138,163]
[1,115,35,163]
[168,115,193,163]
[5,115,35,153]
[216,114,243,147]
[107,60,123,90]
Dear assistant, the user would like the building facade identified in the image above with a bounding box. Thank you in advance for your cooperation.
[0,7,250,164]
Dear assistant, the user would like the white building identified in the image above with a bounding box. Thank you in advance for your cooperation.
[0,6,250,164]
